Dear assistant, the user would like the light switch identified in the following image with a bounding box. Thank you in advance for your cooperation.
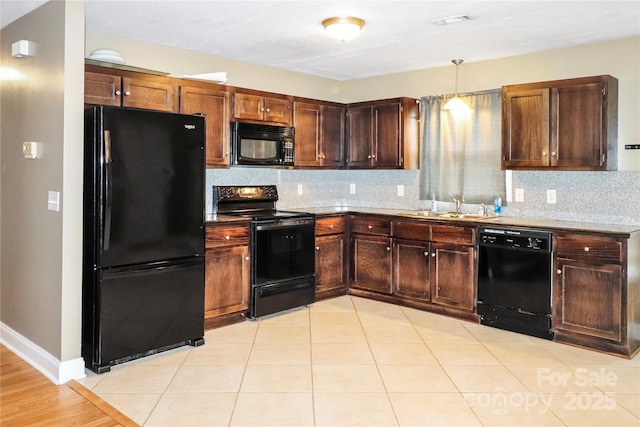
[397,185,404,197]
[23,141,40,159]
[297,184,303,195]
[48,191,60,212]
[350,183,356,194]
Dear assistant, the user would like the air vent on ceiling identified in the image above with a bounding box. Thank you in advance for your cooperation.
[432,15,475,25]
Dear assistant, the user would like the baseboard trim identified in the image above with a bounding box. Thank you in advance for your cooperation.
[0,322,85,384]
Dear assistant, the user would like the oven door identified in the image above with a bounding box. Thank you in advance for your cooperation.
[251,218,315,285]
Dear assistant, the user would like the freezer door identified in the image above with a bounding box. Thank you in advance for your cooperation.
[90,106,205,268]
[85,258,204,372]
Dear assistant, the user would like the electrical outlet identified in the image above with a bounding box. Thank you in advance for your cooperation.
[515,188,524,202]
[297,184,303,195]
[546,189,557,204]
[397,185,404,197]
[350,183,356,194]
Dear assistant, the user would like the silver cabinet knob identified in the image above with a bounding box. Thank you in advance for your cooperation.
[266,108,270,112]
[115,90,122,96]
[245,256,250,261]
[424,251,429,256]
[371,154,376,159]
[386,247,391,251]
[329,224,334,229]
[557,269,562,274]
[431,253,436,257]
[367,225,373,229]
[542,151,547,156]
[224,235,230,240]
[315,246,320,251]
[367,155,372,159]
[584,247,590,252]
[551,152,557,156]
[124,90,131,96]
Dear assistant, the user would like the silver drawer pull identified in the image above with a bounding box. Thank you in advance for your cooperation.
[584,247,590,252]
[329,224,334,229]
[224,235,231,240]
[367,225,373,229]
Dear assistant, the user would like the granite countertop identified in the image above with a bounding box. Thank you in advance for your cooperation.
[206,206,640,237]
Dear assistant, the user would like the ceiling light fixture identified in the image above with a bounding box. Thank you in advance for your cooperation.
[432,14,474,25]
[443,59,469,111]
[322,16,365,42]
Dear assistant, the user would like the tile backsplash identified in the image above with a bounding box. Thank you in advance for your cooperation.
[206,168,640,226]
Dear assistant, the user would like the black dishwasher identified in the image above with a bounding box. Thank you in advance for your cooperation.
[477,227,554,340]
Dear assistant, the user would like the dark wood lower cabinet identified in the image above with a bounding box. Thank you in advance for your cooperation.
[552,232,639,357]
[204,223,250,329]
[205,246,250,318]
[392,238,430,300]
[430,243,475,311]
[315,234,347,298]
[351,234,393,294]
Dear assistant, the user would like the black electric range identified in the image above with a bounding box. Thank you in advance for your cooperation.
[212,185,316,318]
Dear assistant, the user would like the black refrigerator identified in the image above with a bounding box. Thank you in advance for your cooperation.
[82,105,205,374]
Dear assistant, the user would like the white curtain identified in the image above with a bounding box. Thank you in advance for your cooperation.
[419,89,504,204]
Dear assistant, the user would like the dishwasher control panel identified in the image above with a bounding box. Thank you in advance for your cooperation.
[478,227,551,252]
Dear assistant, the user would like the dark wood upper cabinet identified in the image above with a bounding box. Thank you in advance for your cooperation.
[179,83,231,168]
[84,64,177,112]
[293,100,345,168]
[233,91,292,125]
[502,75,618,171]
[346,97,419,169]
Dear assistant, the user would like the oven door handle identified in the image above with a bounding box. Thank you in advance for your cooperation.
[257,281,313,297]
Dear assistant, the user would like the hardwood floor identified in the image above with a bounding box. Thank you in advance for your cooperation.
[0,345,137,426]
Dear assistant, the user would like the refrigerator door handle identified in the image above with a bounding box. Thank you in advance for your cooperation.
[103,129,113,251]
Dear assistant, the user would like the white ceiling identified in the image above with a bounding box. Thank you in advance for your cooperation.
[2,1,640,80]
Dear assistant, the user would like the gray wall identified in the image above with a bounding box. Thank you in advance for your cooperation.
[0,0,85,361]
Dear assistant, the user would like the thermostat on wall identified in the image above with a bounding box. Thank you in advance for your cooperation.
[23,141,41,159]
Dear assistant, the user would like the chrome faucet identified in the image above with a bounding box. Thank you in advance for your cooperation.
[450,194,464,214]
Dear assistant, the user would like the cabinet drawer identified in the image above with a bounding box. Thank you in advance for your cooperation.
[316,216,346,236]
[555,235,623,264]
[206,224,250,248]
[392,220,431,240]
[351,216,391,236]
[431,225,474,245]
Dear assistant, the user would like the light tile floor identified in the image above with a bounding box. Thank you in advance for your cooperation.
[79,295,640,426]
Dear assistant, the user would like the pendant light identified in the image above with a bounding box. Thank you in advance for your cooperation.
[322,16,365,42]
[443,59,469,111]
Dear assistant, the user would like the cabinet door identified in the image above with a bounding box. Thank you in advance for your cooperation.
[180,86,231,167]
[85,72,121,106]
[393,238,430,300]
[321,105,346,167]
[351,234,392,294]
[502,88,550,169]
[347,106,373,168]
[234,93,264,121]
[204,246,250,318]
[293,102,321,167]
[264,97,291,124]
[552,82,604,169]
[315,234,347,294]
[122,76,176,112]
[373,102,402,168]
[431,243,474,310]
[553,258,623,341]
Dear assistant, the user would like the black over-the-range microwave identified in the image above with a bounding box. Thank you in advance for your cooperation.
[230,122,295,166]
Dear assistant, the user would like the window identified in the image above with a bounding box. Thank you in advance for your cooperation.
[419,89,504,204]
